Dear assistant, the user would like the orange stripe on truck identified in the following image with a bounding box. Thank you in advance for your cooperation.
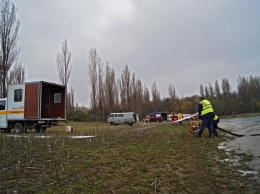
[0,110,24,114]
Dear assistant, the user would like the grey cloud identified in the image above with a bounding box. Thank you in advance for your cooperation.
[12,0,260,106]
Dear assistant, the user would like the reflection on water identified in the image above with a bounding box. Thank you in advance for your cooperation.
[218,116,260,171]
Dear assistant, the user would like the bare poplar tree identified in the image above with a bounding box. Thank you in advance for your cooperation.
[221,78,232,114]
[88,48,100,120]
[135,78,143,115]
[214,80,221,99]
[221,78,231,100]
[168,84,176,99]
[208,82,214,98]
[204,86,209,98]
[57,39,71,86]
[151,81,160,111]
[130,73,137,113]
[247,75,259,112]
[199,84,204,97]
[67,87,75,120]
[143,85,150,116]
[114,79,119,111]
[120,65,131,111]
[0,0,20,97]
[97,61,104,120]
[56,39,72,121]
[119,80,126,110]
[104,62,116,114]
[237,76,248,112]
[7,62,25,84]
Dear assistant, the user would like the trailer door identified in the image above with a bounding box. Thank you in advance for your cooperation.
[24,83,40,118]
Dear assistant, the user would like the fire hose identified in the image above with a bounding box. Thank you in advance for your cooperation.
[172,112,260,137]
[217,127,260,137]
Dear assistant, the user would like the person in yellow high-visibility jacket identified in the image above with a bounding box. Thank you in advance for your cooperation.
[178,113,183,125]
[213,114,220,132]
[197,97,218,138]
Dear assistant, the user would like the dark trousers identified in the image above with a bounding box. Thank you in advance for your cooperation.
[199,116,218,137]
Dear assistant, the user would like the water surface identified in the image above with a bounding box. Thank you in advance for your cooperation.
[218,116,260,171]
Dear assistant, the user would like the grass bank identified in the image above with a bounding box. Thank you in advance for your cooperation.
[0,122,259,193]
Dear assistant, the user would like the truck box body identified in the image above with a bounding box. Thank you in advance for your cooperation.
[0,81,66,132]
[7,81,66,120]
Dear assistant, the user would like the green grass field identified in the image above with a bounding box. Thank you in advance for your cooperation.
[0,121,259,193]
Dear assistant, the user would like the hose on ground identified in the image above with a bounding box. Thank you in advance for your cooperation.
[217,127,260,137]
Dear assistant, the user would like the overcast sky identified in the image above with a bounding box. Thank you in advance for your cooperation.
[12,0,260,107]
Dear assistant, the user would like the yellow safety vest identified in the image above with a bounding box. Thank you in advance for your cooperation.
[200,99,214,116]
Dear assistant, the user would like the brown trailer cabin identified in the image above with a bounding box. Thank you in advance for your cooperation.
[24,81,66,120]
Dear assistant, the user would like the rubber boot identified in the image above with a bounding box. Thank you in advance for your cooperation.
[197,131,202,137]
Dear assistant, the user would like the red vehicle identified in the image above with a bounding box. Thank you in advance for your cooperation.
[147,112,167,122]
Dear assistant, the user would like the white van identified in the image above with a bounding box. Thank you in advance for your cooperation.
[167,114,173,121]
[107,112,136,126]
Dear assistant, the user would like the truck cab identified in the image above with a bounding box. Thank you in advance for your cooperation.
[0,98,7,129]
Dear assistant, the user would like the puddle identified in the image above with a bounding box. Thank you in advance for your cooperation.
[218,141,259,180]
[5,134,95,139]
[66,136,95,139]
[237,170,258,176]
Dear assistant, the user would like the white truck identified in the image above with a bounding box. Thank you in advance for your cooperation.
[0,81,66,133]
[107,112,137,126]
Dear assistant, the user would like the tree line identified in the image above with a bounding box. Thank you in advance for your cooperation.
[1,0,259,122]
[88,48,155,121]
[87,47,260,121]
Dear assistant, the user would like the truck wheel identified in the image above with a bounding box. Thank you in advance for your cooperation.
[35,126,46,133]
[14,123,24,133]
[41,127,46,133]
[4,128,11,133]
[35,126,40,132]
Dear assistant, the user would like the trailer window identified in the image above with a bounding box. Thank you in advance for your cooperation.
[14,89,23,102]
[0,100,6,110]
[54,93,61,103]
